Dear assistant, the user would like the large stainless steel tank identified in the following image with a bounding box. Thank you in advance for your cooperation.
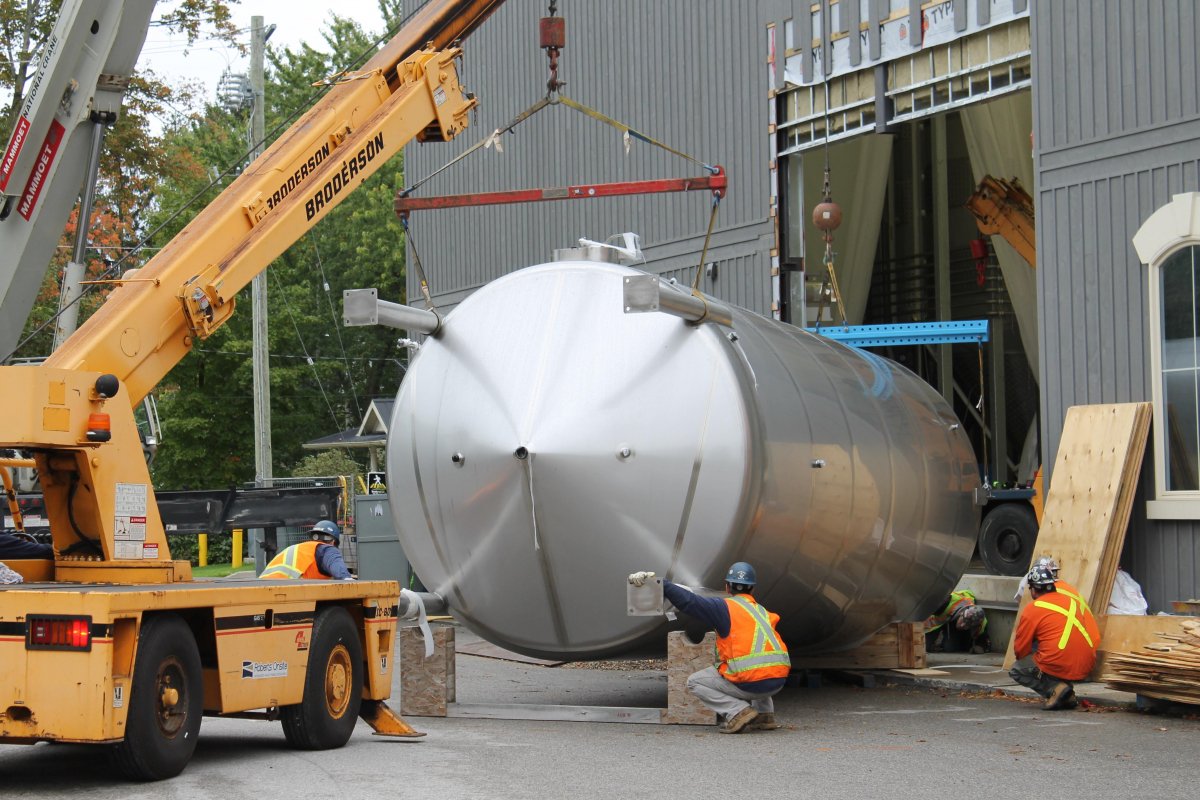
[387,262,980,660]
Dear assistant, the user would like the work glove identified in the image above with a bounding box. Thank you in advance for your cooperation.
[628,571,655,587]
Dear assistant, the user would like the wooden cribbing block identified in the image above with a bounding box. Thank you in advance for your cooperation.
[662,631,718,725]
[400,624,456,716]
[1002,403,1152,669]
[790,622,926,669]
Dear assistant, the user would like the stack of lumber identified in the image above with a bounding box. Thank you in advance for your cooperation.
[1102,619,1200,704]
[1002,403,1153,672]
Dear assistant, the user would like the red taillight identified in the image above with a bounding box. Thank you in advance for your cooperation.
[27,615,92,651]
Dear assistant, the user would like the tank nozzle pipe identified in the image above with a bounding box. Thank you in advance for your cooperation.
[397,591,447,618]
[622,274,732,327]
[343,288,441,335]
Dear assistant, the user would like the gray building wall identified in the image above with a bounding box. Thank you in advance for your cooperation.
[403,0,774,314]
[1033,0,1200,611]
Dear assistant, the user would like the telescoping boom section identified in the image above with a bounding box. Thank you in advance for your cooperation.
[0,0,504,584]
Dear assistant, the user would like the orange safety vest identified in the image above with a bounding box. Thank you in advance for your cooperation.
[717,595,791,683]
[1014,586,1102,681]
[260,541,326,579]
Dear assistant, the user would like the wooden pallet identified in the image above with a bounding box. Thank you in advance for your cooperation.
[791,622,926,670]
[1003,403,1152,670]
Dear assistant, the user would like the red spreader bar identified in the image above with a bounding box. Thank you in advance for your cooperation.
[395,168,726,216]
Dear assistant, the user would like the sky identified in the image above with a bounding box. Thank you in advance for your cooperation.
[140,1,389,116]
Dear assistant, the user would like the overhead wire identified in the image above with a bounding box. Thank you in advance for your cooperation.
[309,229,364,423]
[269,266,342,431]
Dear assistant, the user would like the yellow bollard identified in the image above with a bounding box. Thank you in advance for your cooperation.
[232,529,243,568]
[198,534,208,567]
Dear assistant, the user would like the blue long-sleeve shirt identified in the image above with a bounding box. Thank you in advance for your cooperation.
[663,580,786,694]
[314,543,352,579]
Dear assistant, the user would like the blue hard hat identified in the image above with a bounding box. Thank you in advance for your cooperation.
[311,520,341,544]
[726,562,756,586]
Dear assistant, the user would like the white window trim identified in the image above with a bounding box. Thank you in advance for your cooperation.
[1133,192,1200,520]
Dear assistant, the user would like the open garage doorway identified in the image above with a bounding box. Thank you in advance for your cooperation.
[783,92,1040,574]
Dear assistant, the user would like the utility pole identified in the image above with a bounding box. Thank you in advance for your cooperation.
[250,15,273,491]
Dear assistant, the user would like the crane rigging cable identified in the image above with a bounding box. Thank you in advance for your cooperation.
[399,0,724,307]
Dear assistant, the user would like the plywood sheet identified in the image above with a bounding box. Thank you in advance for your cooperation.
[1091,613,1199,679]
[1003,403,1151,669]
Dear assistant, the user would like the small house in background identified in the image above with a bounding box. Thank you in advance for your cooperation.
[303,398,393,473]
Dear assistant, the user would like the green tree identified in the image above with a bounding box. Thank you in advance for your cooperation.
[150,4,409,491]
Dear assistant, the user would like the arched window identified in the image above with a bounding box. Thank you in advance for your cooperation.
[1134,193,1200,518]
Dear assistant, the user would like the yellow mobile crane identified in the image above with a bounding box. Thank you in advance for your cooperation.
[0,0,505,780]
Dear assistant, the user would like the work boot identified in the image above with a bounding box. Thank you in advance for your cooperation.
[718,707,758,734]
[748,712,777,731]
[1061,689,1079,710]
[1045,682,1073,710]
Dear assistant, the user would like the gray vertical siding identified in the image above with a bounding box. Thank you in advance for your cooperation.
[1034,0,1200,611]
[404,0,773,314]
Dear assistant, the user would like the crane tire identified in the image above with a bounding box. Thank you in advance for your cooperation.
[978,502,1039,576]
[110,613,203,781]
[281,605,363,750]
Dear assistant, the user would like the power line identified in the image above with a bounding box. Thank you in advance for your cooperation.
[270,266,341,430]
[309,229,363,423]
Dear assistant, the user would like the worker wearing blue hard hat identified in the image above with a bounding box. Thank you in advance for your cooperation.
[260,520,354,580]
[630,561,790,734]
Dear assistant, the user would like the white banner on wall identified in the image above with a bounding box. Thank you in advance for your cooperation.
[784,0,1028,87]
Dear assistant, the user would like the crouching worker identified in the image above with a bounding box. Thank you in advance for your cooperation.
[1010,563,1100,709]
[628,562,789,734]
[260,520,354,580]
[924,590,989,654]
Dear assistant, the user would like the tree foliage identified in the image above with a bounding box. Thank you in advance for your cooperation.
[149,4,409,490]
[3,2,409,494]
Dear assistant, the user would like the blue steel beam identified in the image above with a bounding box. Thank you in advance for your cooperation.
[805,320,989,348]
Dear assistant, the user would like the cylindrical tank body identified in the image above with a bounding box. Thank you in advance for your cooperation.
[387,262,980,660]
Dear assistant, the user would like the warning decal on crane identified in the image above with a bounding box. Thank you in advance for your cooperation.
[17,119,66,221]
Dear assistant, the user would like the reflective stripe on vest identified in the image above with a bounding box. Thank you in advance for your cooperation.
[1033,597,1094,650]
[261,541,321,579]
[926,591,976,632]
[1055,585,1094,619]
[722,596,792,675]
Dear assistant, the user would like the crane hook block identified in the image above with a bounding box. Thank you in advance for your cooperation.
[539,17,565,50]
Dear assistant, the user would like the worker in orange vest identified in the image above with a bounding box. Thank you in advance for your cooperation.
[260,520,354,580]
[629,562,790,734]
[1010,563,1101,709]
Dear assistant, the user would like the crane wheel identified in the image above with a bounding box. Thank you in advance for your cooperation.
[110,613,203,781]
[978,503,1039,576]
[281,605,363,750]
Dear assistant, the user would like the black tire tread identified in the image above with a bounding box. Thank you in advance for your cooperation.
[979,502,1040,576]
[110,613,203,781]
[279,605,363,750]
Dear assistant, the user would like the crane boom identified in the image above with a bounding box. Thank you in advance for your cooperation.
[0,0,507,582]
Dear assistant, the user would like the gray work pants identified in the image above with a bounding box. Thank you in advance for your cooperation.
[1009,656,1072,698]
[686,666,778,721]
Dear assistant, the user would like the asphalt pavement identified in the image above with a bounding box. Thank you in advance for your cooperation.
[3,647,1197,799]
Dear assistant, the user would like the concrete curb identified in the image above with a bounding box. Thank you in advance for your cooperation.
[867,670,1136,708]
